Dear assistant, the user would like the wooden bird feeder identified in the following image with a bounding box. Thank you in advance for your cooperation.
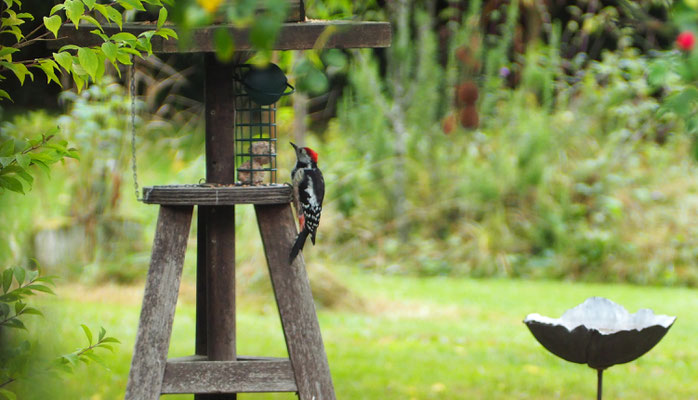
[53,2,391,400]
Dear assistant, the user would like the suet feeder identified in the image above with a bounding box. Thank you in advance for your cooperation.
[524,297,675,400]
[233,64,294,185]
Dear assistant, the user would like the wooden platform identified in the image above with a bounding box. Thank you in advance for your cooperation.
[142,184,293,205]
[162,356,297,393]
[53,20,392,52]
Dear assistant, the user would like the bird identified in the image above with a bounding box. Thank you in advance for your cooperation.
[289,142,325,263]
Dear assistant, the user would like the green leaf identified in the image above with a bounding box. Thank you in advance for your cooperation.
[154,27,177,40]
[82,0,97,10]
[250,17,281,51]
[12,266,25,286]
[81,324,93,345]
[214,28,234,62]
[14,153,29,169]
[20,307,42,316]
[77,47,99,80]
[110,32,139,44]
[4,318,27,330]
[0,176,24,194]
[83,351,107,367]
[26,284,55,295]
[38,59,62,86]
[98,326,106,341]
[0,61,33,85]
[65,0,86,28]
[14,300,25,314]
[53,51,73,72]
[105,7,123,30]
[31,159,50,176]
[14,168,33,186]
[100,337,121,344]
[101,41,117,63]
[0,46,19,59]
[50,4,65,15]
[157,6,167,29]
[43,15,62,38]
[61,352,78,366]
[80,15,102,30]
[0,89,11,102]
[137,36,153,55]
[0,303,9,317]
[0,387,18,400]
[2,269,12,293]
[118,0,146,11]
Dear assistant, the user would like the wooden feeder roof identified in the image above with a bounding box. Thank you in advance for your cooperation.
[54,20,392,53]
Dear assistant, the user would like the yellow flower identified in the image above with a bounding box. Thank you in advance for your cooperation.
[197,0,224,14]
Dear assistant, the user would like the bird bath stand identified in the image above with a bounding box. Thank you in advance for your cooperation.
[524,297,676,399]
[53,6,391,400]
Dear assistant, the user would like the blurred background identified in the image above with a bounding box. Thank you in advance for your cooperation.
[1,0,698,398]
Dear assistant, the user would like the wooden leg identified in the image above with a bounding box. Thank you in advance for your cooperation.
[203,205,236,400]
[125,205,193,400]
[255,203,336,400]
[196,206,208,356]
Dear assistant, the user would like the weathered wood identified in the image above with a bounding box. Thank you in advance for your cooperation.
[125,206,193,400]
[203,55,237,400]
[255,203,336,400]
[161,357,297,393]
[53,21,392,52]
[287,0,305,22]
[142,185,293,205]
[196,207,208,356]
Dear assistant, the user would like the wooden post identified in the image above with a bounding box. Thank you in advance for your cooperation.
[255,203,336,400]
[125,206,193,400]
[203,53,237,400]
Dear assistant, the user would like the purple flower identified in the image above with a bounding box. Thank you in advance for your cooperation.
[499,66,510,78]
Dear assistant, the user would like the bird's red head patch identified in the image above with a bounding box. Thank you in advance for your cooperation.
[304,147,318,163]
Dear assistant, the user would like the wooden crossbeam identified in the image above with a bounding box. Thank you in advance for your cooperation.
[142,185,293,206]
[162,356,297,394]
[53,21,392,53]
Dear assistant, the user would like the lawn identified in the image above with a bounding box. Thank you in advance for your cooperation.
[20,269,698,399]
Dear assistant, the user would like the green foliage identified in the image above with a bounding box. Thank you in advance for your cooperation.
[0,266,119,397]
[0,134,78,196]
[0,0,176,100]
[0,266,54,332]
[316,0,698,286]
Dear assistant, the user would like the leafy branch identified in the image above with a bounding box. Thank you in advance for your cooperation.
[0,266,120,398]
[0,266,55,331]
[0,133,79,195]
[0,0,176,101]
[54,325,121,372]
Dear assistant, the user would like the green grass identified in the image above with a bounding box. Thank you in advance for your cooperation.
[14,269,698,399]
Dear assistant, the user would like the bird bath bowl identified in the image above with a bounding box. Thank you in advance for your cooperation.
[524,297,675,399]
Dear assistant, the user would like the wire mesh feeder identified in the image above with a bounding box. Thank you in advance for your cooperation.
[233,63,294,185]
[233,65,279,186]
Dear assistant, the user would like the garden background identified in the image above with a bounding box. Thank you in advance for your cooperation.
[1,0,698,398]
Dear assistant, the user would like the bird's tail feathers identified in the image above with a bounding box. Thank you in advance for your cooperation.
[289,229,310,263]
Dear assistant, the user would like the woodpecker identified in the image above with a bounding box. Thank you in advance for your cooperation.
[289,142,325,262]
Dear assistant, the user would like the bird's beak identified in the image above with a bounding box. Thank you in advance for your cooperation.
[290,142,298,151]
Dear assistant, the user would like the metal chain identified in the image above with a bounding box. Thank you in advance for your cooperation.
[130,57,142,201]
